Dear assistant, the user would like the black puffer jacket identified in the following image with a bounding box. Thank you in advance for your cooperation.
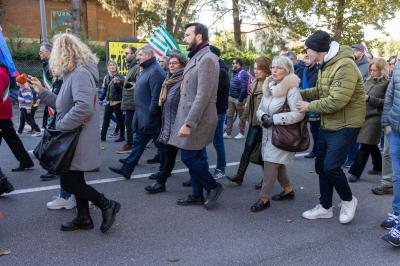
[100,74,125,102]
[217,59,230,114]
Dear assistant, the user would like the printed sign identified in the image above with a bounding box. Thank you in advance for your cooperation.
[107,41,146,75]
[51,10,73,32]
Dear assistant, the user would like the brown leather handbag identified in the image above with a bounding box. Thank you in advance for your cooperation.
[271,97,310,152]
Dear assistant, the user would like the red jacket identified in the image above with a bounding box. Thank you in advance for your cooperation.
[0,65,12,119]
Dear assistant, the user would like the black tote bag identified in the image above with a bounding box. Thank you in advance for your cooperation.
[33,127,81,175]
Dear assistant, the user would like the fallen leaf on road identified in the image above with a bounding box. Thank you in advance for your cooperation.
[0,248,11,256]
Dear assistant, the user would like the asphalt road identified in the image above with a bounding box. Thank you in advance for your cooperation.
[0,114,398,265]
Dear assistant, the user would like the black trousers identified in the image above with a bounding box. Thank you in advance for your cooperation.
[157,144,179,185]
[125,110,135,145]
[101,103,125,140]
[42,106,49,128]
[18,108,41,133]
[349,144,382,178]
[0,119,34,166]
[60,170,102,210]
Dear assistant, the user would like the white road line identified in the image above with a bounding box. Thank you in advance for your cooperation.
[7,153,309,196]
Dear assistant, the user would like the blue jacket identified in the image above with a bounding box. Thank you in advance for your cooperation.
[133,57,166,134]
[295,63,319,120]
[382,65,400,134]
[229,68,248,102]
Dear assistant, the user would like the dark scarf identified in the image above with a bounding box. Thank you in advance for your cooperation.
[188,42,209,58]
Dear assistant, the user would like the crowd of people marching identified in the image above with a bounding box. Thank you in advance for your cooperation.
[0,23,400,247]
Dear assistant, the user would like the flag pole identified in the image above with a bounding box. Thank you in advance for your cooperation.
[40,0,48,44]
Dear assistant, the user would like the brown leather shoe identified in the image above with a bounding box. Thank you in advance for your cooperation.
[116,144,132,154]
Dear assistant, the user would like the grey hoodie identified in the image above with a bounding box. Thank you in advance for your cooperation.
[39,63,101,171]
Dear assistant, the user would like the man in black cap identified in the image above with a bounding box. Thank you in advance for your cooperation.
[297,30,365,224]
[352,43,369,81]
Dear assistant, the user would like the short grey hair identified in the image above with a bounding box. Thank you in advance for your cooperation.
[139,45,155,56]
[272,56,294,74]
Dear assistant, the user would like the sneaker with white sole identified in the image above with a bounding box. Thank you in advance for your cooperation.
[381,213,399,230]
[214,169,225,180]
[46,196,76,210]
[339,196,358,224]
[234,133,245,139]
[223,132,232,139]
[302,204,333,220]
[32,131,43,137]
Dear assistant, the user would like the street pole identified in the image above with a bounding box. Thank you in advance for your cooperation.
[39,0,48,44]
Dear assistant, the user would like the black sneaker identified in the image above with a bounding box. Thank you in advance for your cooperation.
[146,154,160,164]
[381,213,399,230]
[0,178,14,196]
[40,173,58,181]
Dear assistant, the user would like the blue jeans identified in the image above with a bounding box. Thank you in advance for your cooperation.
[60,188,71,199]
[181,148,218,198]
[309,120,320,154]
[388,131,400,216]
[213,113,227,171]
[316,128,359,209]
[346,138,360,163]
[122,132,164,175]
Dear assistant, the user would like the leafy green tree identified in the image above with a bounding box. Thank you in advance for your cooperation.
[257,0,400,44]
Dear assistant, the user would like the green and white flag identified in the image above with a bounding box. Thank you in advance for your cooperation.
[148,26,180,56]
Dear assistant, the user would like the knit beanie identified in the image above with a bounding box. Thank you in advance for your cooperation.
[305,30,331,52]
[16,73,28,85]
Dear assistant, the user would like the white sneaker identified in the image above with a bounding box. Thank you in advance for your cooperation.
[46,196,76,210]
[339,196,358,224]
[302,204,333,220]
[234,133,245,139]
[223,132,232,139]
[32,131,43,137]
[214,169,225,180]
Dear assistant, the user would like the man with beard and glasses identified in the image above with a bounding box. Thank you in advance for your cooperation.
[169,23,223,209]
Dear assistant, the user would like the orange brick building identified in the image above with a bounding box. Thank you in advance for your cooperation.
[1,0,134,42]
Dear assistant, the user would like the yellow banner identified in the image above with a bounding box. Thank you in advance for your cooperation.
[107,41,146,75]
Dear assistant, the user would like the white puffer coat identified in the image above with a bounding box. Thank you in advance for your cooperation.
[256,74,305,164]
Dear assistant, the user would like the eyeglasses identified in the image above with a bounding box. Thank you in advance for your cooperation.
[270,66,285,71]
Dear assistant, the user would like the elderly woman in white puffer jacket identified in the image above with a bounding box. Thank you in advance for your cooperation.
[252,56,305,212]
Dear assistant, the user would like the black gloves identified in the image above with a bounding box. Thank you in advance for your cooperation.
[261,114,274,128]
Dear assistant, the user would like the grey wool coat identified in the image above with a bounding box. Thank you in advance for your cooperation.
[39,63,101,171]
[168,46,219,150]
[357,77,388,145]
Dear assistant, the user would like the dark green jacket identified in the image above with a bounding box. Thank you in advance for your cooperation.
[301,46,366,131]
[121,60,141,110]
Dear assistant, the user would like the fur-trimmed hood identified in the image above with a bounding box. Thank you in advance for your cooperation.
[262,73,300,97]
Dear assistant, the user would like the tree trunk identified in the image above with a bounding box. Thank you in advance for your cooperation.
[71,0,82,37]
[332,0,346,41]
[232,0,242,47]
[166,0,177,33]
[173,0,191,37]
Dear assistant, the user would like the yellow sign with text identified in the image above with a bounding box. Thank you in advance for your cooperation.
[107,41,146,76]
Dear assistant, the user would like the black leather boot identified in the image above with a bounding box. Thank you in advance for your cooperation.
[96,195,121,233]
[60,207,94,231]
[0,177,14,196]
[226,156,249,185]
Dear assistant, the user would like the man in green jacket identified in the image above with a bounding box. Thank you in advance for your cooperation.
[297,30,365,224]
[117,47,141,154]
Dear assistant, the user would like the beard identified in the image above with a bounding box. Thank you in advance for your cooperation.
[187,39,198,51]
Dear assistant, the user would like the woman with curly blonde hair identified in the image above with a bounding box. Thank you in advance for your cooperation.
[30,33,121,233]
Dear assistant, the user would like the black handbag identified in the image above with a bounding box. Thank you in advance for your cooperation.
[33,127,81,175]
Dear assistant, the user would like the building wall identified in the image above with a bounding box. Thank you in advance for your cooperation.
[1,0,133,41]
